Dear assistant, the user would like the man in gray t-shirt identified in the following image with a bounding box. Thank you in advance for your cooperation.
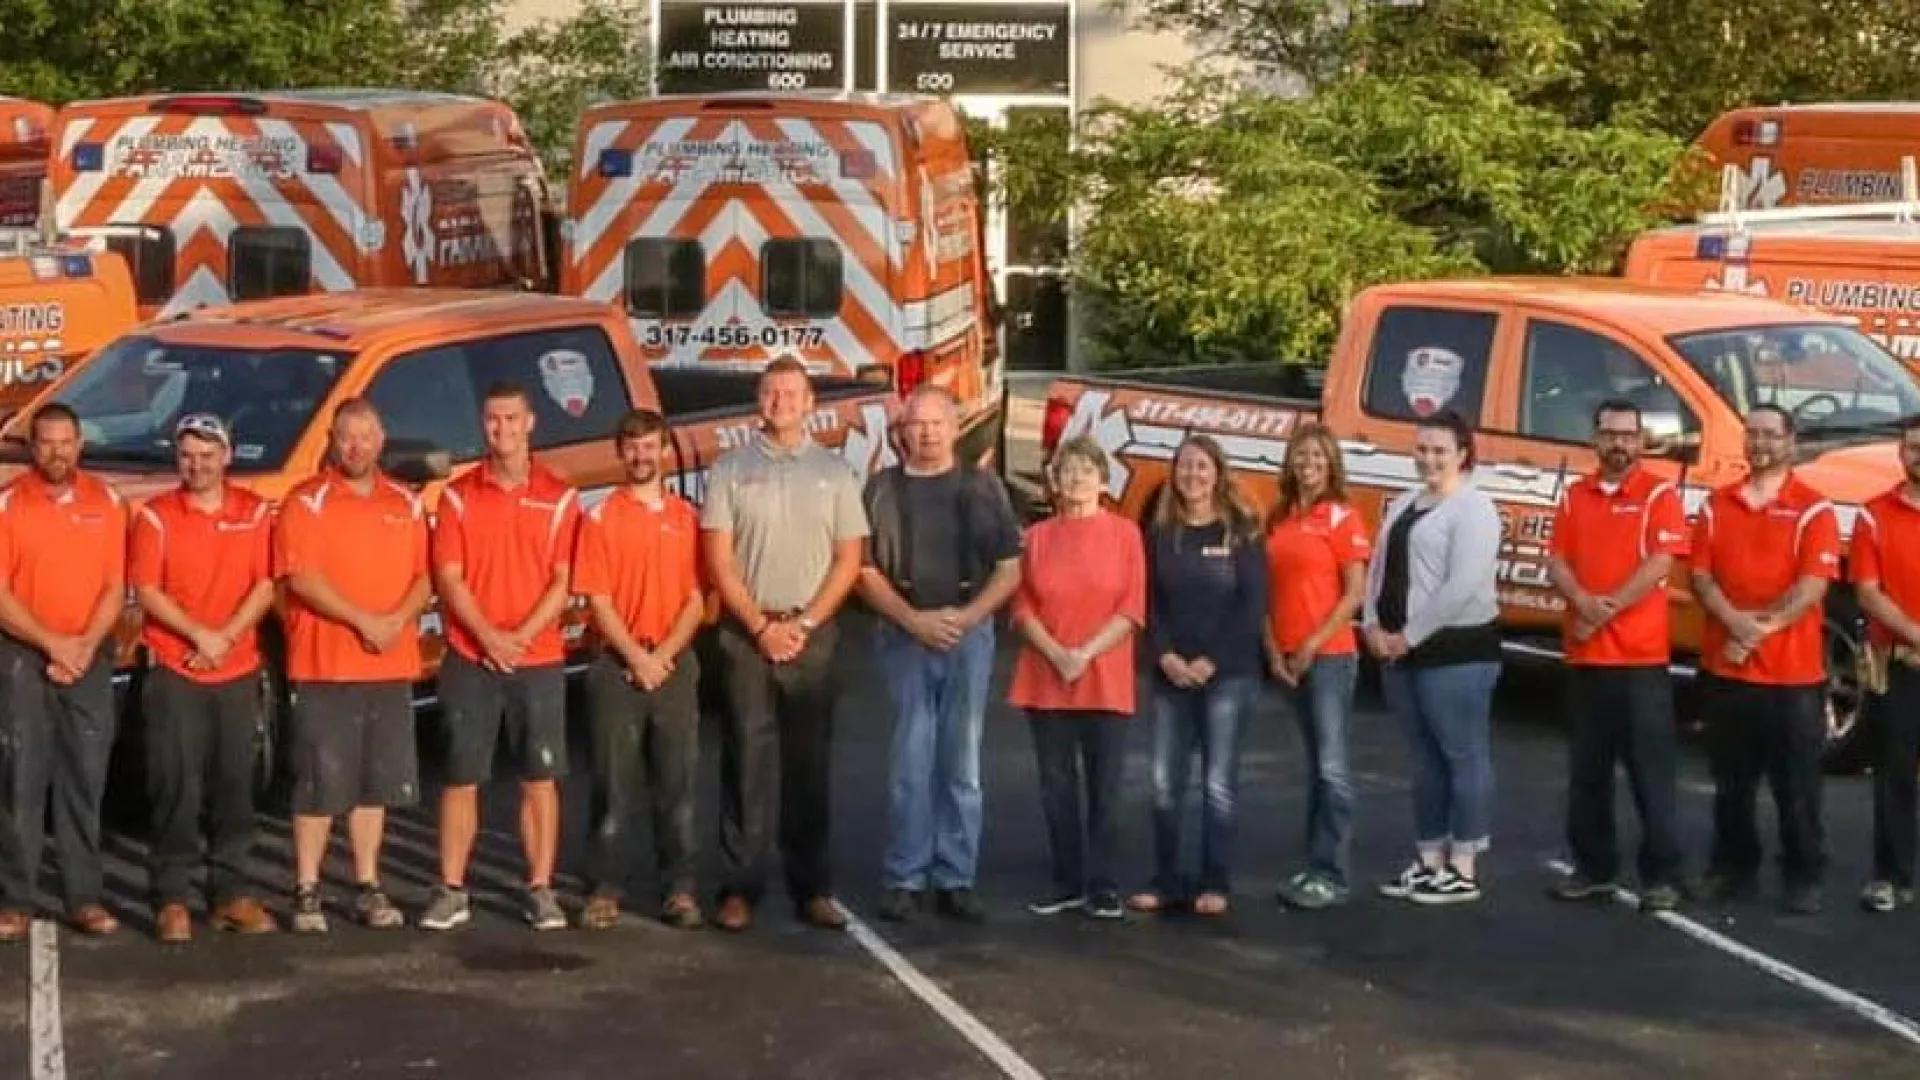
[858,386,1022,924]
[701,358,868,933]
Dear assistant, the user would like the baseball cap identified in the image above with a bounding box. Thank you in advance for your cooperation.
[173,413,231,447]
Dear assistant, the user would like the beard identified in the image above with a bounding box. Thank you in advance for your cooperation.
[1600,448,1634,473]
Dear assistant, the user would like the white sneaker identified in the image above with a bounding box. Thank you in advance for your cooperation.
[1378,861,1436,900]
[1410,868,1482,905]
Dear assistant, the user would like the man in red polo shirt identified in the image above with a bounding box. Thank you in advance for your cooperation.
[575,409,707,931]
[1690,403,1841,914]
[129,414,279,942]
[1850,417,1920,913]
[0,403,128,941]
[1547,399,1687,912]
[422,382,579,933]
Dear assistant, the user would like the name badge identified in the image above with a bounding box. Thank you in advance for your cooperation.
[1201,545,1231,557]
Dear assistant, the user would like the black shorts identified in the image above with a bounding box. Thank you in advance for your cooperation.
[439,651,568,785]
[289,681,419,817]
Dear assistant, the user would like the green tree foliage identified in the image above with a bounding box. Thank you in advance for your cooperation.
[0,0,648,177]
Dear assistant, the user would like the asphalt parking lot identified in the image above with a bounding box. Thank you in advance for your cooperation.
[2,641,1920,1080]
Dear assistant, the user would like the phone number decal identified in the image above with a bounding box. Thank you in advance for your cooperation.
[640,324,827,349]
[1127,398,1299,436]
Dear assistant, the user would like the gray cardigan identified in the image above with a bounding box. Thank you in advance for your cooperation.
[1362,481,1503,647]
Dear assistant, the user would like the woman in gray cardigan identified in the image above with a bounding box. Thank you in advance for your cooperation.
[1362,410,1503,905]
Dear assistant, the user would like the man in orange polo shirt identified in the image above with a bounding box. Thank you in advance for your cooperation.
[1690,404,1841,914]
[575,409,707,931]
[0,403,127,942]
[277,397,433,934]
[129,414,278,943]
[1546,399,1687,912]
[1850,417,1920,913]
[421,383,578,933]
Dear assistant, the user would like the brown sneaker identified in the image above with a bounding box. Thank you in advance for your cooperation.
[211,896,278,935]
[580,894,621,931]
[715,895,753,933]
[661,893,704,931]
[0,909,27,943]
[797,896,847,932]
[155,902,192,944]
[70,904,119,936]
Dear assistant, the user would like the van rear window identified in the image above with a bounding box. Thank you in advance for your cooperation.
[230,226,311,301]
[762,238,842,318]
[624,238,704,318]
[104,229,175,305]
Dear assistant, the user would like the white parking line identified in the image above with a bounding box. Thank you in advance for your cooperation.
[840,905,1048,1080]
[1546,859,1920,1049]
[29,918,67,1080]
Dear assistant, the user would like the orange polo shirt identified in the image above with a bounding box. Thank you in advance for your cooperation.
[1850,486,1920,649]
[1008,510,1146,715]
[128,485,273,683]
[1550,467,1688,666]
[573,488,702,650]
[275,469,429,683]
[433,461,579,668]
[1691,474,1841,686]
[0,470,126,639]
[1265,499,1371,656]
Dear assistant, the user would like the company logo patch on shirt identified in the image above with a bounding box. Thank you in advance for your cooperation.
[519,497,557,511]
[1656,529,1683,545]
[1767,506,1802,520]
[382,513,412,527]
[1819,552,1840,567]
[1201,544,1231,557]
[1610,503,1644,515]
[69,512,108,527]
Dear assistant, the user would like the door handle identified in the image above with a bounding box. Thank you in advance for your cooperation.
[1338,439,1379,457]
[1493,463,1541,481]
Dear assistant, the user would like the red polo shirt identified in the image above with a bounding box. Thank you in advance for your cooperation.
[1550,467,1687,666]
[1691,474,1841,686]
[432,461,579,667]
[1851,486,1920,649]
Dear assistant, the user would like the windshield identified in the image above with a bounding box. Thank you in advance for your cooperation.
[23,337,349,472]
[1667,323,1920,437]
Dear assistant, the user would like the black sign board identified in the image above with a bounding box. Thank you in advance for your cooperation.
[886,2,1070,96]
[657,0,856,94]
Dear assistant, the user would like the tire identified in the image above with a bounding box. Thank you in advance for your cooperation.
[1821,591,1874,775]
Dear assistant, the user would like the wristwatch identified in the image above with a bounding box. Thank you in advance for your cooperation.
[796,614,818,634]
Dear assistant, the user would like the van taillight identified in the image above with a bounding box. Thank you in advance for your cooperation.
[150,95,267,116]
[307,145,343,174]
[1041,397,1071,454]
[897,350,927,396]
[1731,118,1781,146]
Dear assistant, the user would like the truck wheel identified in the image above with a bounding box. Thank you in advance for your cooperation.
[254,624,294,814]
[1821,594,1873,776]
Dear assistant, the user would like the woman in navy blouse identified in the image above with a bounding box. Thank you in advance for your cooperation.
[1129,435,1268,917]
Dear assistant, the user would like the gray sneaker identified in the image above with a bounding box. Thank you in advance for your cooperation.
[526,886,567,931]
[353,884,406,930]
[292,884,328,935]
[418,885,472,932]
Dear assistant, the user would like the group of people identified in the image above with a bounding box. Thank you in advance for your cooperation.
[2,358,1918,947]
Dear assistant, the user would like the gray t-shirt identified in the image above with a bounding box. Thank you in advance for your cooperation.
[701,434,870,613]
[864,465,1023,609]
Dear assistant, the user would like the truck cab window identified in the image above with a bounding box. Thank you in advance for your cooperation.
[230,226,311,302]
[365,348,486,462]
[1361,306,1496,424]
[1521,320,1697,445]
[624,238,704,317]
[762,238,842,318]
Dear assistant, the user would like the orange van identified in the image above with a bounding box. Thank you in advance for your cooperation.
[0,97,51,231]
[0,242,137,416]
[1697,103,1920,211]
[48,90,551,318]
[561,93,1006,468]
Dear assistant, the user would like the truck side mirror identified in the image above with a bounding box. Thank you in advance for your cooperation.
[381,438,452,486]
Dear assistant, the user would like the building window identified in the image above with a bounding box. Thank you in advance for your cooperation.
[624,238,704,318]
[761,238,842,318]
[229,226,311,302]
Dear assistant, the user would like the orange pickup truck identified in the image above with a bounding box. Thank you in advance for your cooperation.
[1039,278,1920,767]
[0,289,898,808]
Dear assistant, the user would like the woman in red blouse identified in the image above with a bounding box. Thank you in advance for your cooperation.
[1265,423,1371,911]
[1009,435,1147,922]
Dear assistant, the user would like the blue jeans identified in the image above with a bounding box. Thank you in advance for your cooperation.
[880,621,995,890]
[1149,676,1256,895]
[1275,655,1359,886]
[1381,661,1500,857]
